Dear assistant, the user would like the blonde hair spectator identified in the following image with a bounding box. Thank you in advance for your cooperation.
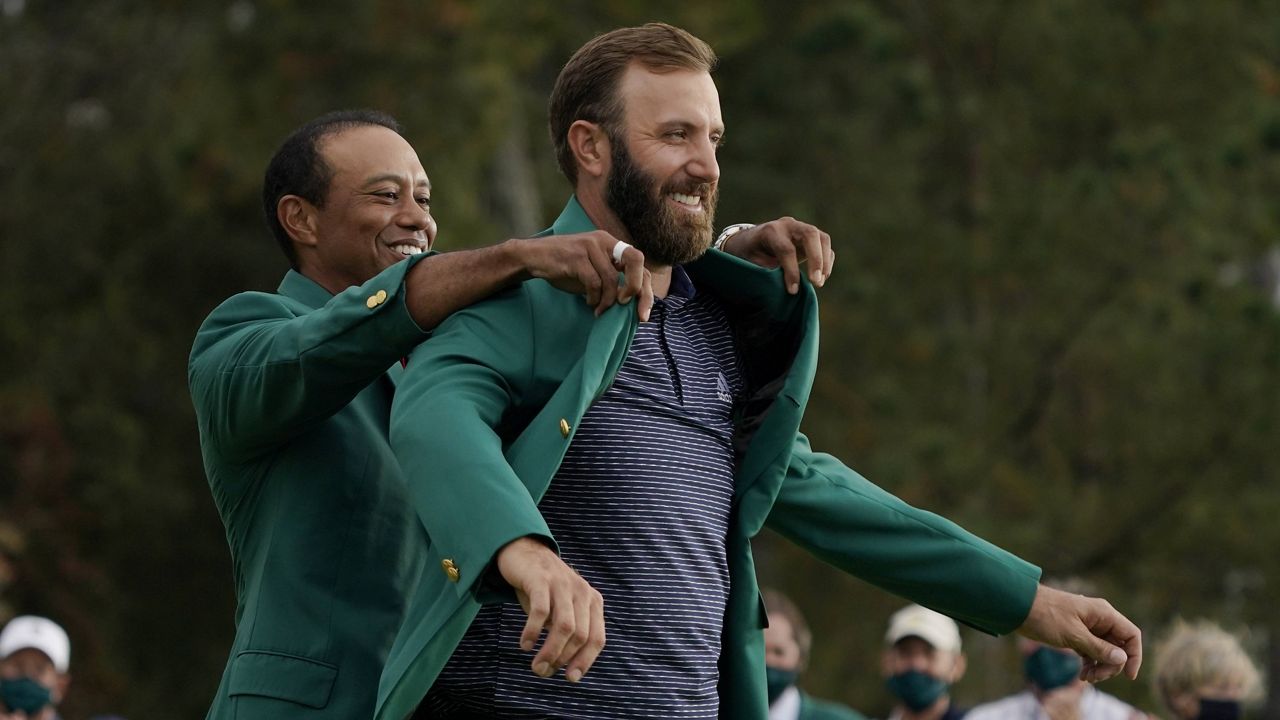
[1153,619,1263,720]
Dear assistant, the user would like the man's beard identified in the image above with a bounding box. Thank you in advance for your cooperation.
[605,137,717,267]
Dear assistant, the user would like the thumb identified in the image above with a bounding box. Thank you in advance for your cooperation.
[1075,632,1128,667]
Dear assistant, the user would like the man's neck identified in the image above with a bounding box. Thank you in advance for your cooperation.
[574,188,674,298]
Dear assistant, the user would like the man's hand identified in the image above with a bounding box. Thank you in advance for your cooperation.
[496,537,606,683]
[1018,584,1143,683]
[719,217,835,294]
[510,232,654,321]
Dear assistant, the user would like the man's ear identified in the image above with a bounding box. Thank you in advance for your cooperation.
[278,195,320,249]
[53,672,70,703]
[567,120,611,180]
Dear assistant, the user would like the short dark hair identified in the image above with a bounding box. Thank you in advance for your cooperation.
[761,587,813,667]
[548,23,717,185]
[262,109,402,266]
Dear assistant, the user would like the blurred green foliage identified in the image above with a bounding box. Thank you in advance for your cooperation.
[1,1,1277,717]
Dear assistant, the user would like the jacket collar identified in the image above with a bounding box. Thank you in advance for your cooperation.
[549,196,708,301]
[546,195,803,314]
[277,269,334,310]
[548,194,597,235]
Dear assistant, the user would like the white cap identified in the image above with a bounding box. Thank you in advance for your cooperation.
[885,604,961,654]
[0,615,70,673]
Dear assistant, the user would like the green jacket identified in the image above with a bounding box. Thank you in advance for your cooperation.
[190,258,431,719]
[377,197,1042,720]
[800,690,868,720]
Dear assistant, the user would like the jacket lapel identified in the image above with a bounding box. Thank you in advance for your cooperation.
[503,196,639,503]
[685,251,820,514]
[530,197,822,524]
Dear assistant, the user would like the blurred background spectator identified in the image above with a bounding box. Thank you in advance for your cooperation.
[1152,619,1263,720]
[881,604,968,720]
[764,588,867,720]
[0,615,70,720]
[965,638,1147,720]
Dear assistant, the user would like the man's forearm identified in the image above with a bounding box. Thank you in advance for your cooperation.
[403,240,535,331]
[404,232,653,328]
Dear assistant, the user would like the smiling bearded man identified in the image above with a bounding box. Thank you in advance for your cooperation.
[376,22,1143,720]
[605,126,718,266]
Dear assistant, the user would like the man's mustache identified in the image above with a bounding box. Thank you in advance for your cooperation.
[661,181,715,198]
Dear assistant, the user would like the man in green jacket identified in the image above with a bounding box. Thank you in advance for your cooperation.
[190,108,833,720]
[378,23,1142,720]
[187,108,649,720]
[762,588,867,720]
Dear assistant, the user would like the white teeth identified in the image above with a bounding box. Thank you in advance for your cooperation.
[391,244,423,256]
[670,192,701,206]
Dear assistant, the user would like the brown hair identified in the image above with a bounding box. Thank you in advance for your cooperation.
[761,587,812,666]
[548,22,718,185]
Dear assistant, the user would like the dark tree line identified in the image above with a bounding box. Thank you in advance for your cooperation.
[1,2,1277,716]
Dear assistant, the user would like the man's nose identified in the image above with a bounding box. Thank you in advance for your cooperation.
[397,200,432,231]
[688,136,720,185]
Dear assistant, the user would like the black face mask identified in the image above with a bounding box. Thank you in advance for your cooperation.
[765,666,798,704]
[885,669,949,711]
[1023,646,1081,692]
[1197,699,1242,720]
[0,676,52,714]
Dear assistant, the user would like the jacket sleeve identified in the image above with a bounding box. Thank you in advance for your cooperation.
[765,432,1042,635]
[188,257,430,461]
[389,285,554,600]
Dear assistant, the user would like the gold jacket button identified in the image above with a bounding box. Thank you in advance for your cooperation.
[366,289,388,309]
[559,418,571,438]
[441,558,460,582]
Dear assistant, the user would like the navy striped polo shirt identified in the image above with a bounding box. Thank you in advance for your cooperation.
[423,267,744,718]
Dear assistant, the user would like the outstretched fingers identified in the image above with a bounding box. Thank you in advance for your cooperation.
[527,567,605,679]
[1080,601,1143,681]
[498,537,607,682]
[564,587,606,682]
[724,218,837,293]
[1019,584,1143,684]
[585,240,618,316]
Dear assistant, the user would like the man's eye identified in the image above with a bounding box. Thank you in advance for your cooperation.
[377,191,399,201]
[666,130,687,140]
[416,196,431,207]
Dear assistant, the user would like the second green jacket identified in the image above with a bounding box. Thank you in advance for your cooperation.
[376,197,1042,720]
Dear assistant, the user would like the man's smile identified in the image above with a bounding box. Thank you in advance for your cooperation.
[668,191,704,211]
[387,240,427,257]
